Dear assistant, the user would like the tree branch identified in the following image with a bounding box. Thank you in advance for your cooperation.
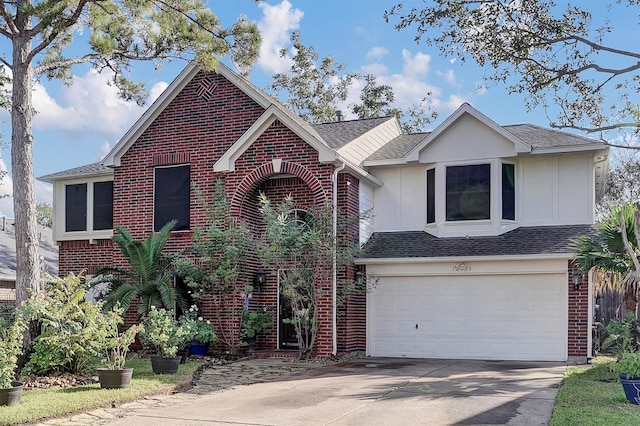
[0,1,18,35]
[620,210,640,273]
[27,0,91,63]
[32,53,100,74]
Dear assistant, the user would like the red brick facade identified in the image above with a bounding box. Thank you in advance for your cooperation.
[568,260,590,361]
[57,69,364,357]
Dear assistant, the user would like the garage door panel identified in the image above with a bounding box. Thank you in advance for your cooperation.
[367,274,567,361]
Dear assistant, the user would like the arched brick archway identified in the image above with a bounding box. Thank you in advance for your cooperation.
[229,161,329,218]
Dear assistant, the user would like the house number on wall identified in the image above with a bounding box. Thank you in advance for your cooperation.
[453,262,471,272]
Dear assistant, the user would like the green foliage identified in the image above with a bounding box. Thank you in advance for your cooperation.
[258,194,361,358]
[179,307,218,345]
[35,202,53,228]
[93,220,185,315]
[602,313,639,359]
[268,31,357,123]
[22,273,111,375]
[0,310,27,389]
[101,305,144,370]
[139,307,192,358]
[173,182,251,351]
[610,352,640,379]
[242,304,274,339]
[385,1,639,137]
[572,203,638,278]
[350,74,437,133]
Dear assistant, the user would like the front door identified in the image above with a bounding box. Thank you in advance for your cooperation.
[278,270,298,349]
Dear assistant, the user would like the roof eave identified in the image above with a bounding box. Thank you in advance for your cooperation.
[355,252,573,265]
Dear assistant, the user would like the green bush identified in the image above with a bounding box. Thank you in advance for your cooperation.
[22,273,111,375]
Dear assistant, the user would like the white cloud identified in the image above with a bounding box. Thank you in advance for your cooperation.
[257,1,304,75]
[436,69,459,87]
[31,69,155,138]
[361,62,389,76]
[366,47,389,61]
[475,81,489,96]
[401,49,431,77]
[96,142,112,161]
[0,157,54,219]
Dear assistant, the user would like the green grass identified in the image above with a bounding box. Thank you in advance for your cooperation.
[0,356,203,425]
[550,356,640,426]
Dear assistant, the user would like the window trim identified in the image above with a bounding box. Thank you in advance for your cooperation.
[53,176,114,242]
[444,163,491,222]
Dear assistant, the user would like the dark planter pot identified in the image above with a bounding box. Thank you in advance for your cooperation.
[97,368,134,389]
[150,355,181,374]
[189,342,209,357]
[0,381,24,406]
[177,349,188,364]
[619,374,640,405]
[245,337,257,353]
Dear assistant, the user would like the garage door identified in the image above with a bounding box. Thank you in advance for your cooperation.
[367,274,567,361]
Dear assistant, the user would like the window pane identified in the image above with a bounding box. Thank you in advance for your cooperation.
[445,164,490,221]
[426,168,435,224]
[502,163,516,220]
[65,183,87,232]
[154,165,190,232]
[93,181,113,230]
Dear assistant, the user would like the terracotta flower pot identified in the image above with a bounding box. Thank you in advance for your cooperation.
[150,355,181,374]
[97,368,134,389]
[0,381,23,406]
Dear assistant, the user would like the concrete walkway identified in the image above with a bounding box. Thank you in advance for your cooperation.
[41,358,566,425]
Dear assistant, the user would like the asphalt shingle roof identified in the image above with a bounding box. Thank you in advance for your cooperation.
[0,219,58,280]
[312,116,395,149]
[39,162,112,182]
[359,225,593,259]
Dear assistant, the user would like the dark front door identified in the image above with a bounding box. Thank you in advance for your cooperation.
[278,270,298,349]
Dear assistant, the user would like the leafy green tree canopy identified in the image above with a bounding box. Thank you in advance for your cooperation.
[385,1,640,139]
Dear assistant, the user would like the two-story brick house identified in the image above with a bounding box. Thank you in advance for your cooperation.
[40,62,607,362]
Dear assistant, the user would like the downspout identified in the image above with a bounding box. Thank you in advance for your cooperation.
[332,160,346,356]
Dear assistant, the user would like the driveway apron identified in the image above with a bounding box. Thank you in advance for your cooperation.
[102,358,566,426]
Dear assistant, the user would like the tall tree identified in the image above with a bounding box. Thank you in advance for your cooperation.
[268,31,357,123]
[385,1,640,141]
[597,156,640,219]
[351,74,438,133]
[1,1,261,305]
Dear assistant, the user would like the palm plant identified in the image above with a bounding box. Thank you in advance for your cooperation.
[573,203,640,317]
[92,220,186,316]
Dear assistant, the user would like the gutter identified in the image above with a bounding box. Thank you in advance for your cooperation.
[331,160,346,356]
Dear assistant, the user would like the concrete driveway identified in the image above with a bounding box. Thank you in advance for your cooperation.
[106,358,566,426]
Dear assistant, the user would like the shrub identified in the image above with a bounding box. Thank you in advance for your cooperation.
[22,273,111,375]
[0,311,26,388]
[140,307,192,358]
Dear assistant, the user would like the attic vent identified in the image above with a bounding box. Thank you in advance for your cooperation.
[196,75,218,101]
[273,119,283,127]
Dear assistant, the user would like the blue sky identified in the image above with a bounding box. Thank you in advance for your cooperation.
[0,0,635,218]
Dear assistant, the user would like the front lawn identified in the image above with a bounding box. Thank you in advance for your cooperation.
[550,356,640,425]
[0,356,202,426]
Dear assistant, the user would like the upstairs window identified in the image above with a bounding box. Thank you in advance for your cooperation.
[154,165,190,232]
[65,183,87,231]
[93,181,113,230]
[502,163,516,220]
[426,168,435,224]
[445,164,490,221]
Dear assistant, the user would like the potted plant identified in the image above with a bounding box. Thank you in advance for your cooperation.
[97,305,144,389]
[0,312,26,406]
[610,352,640,404]
[140,307,192,374]
[241,307,273,353]
[180,306,218,356]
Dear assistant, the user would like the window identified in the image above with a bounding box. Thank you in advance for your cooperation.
[65,183,87,231]
[426,168,435,224]
[93,181,113,230]
[502,163,515,220]
[154,165,190,232]
[446,164,490,221]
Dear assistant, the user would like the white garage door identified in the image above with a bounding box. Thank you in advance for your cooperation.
[367,274,567,361]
